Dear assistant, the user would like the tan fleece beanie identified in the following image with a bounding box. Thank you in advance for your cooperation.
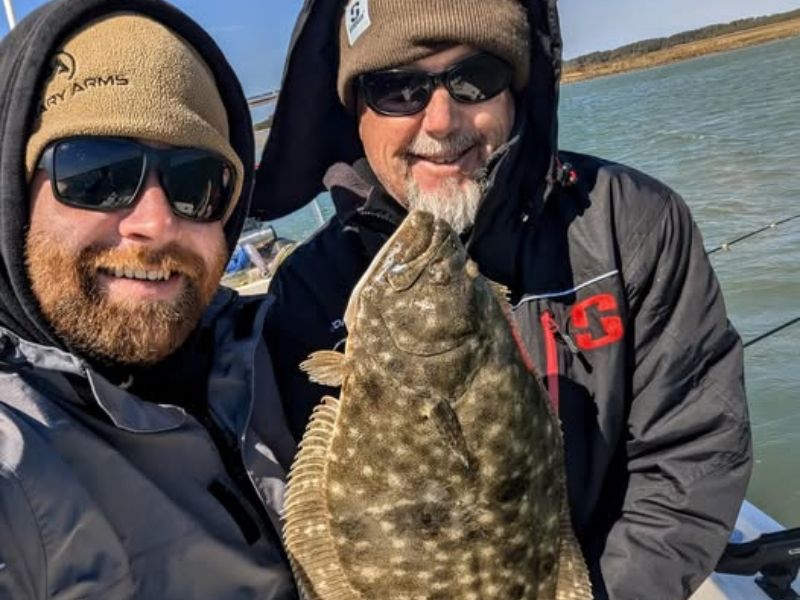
[337,0,530,108]
[26,13,244,221]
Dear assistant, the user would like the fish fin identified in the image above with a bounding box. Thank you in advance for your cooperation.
[284,394,358,600]
[300,351,347,387]
[555,504,593,600]
[430,398,475,472]
[488,279,512,308]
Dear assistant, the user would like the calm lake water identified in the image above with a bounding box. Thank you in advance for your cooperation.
[269,37,800,526]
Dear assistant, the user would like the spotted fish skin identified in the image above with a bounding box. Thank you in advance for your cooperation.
[284,211,592,600]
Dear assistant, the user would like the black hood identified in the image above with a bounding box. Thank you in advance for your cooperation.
[252,0,563,221]
[0,0,254,349]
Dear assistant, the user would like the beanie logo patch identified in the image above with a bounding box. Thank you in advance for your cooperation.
[50,52,77,81]
[345,0,371,46]
[37,48,131,116]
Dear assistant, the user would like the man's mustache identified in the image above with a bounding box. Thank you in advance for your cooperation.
[405,131,482,159]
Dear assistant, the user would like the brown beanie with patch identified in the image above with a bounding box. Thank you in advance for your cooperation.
[25,13,244,221]
[337,0,530,109]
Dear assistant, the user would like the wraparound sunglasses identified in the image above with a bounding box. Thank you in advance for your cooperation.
[357,52,514,117]
[37,137,236,222]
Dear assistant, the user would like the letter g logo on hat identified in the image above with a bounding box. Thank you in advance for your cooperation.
[345,0,371,46]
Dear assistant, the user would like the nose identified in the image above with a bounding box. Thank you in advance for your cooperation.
[117,171,179,242]
[420,86,461,138]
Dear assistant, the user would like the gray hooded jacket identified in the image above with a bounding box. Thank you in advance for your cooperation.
[0,0,297,598]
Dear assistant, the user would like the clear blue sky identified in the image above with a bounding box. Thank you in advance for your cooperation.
[3,0,800,97]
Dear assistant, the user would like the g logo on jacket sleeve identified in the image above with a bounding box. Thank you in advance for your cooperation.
[571,294,624,351]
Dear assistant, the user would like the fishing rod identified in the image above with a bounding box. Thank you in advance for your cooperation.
[707,213,800,255]
[3,0,16,31]
[743,316,800,350]
[703,213,800,348]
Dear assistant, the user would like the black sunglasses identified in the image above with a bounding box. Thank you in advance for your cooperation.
[357,53,514,117]
[37,137,236,222]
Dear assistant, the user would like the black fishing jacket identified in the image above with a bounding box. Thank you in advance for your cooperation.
[254,1,753,598]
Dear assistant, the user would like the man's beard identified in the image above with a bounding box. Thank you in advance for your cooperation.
[406,178,485,234]
[25,232,226,366]
[404,131,488,234]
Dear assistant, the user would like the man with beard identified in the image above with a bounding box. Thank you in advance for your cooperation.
[0,1,296,598]
[255,0,752,598]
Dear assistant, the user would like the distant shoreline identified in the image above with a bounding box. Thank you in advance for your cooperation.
[562,17,800,84]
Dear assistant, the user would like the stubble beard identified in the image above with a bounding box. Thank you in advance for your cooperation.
[25,231,226,366]
[403,131,488,234]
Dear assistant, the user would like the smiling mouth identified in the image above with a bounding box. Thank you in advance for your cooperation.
[410,145,475,166]
[97,266,177,282]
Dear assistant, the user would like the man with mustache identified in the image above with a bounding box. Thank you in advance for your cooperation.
[0,1,296,597]
[255,0,752,598]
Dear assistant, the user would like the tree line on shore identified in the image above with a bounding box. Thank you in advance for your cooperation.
[254,113,273,132]
[566,8,800,69]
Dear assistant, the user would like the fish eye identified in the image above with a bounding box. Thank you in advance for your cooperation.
[429,261,451,285]
[465,260,480,279]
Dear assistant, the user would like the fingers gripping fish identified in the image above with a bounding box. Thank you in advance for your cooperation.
[283,211,593,600]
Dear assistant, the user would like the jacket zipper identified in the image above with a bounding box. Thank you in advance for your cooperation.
[540,311,581,415]
[540,311,561,414]
[199,408,284,550]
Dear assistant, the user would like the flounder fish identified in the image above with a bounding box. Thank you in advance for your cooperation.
[284,211,592,600]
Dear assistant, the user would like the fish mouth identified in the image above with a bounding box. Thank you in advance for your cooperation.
[372,212,478,357]
[385,213,454,292]
[344,211,454,328]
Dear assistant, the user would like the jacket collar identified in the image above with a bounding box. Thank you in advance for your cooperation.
[0,288,258,436]
[324,159,405,227]
[204,292,272,443]
[0,326,188,433]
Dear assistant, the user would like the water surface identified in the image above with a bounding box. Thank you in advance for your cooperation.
[560,37,800,527]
